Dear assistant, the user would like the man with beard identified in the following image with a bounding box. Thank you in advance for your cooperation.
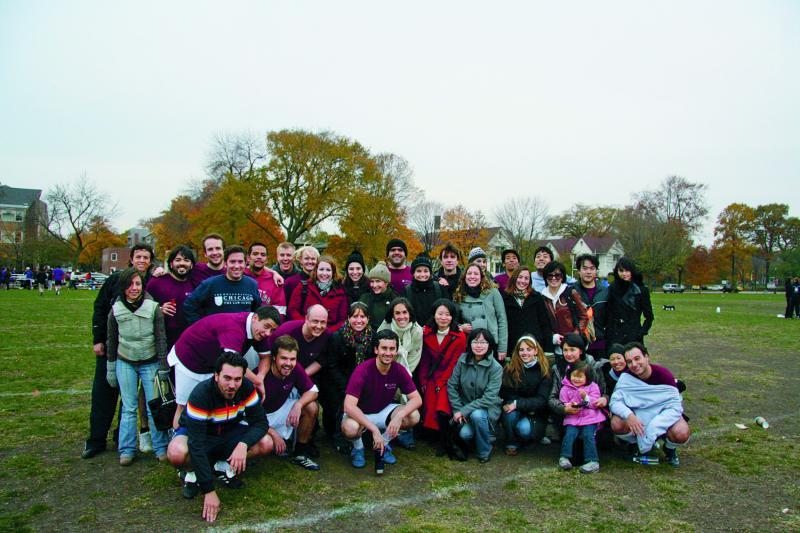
[146,245,197,349]
[263,335,320,471]
[435,242,462,300]
[167,353,271,523]
[183,246,262,325]
[386,239,413,295]
[245,242,286,319]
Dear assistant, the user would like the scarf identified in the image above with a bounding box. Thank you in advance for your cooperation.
[513,287,529,300]
[465,285,482,298]
[340,320,373,365]
[523,359,538,369]
[316,279,333,296]
[122,296,144,313]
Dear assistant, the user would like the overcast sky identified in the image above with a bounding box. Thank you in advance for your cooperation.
[1,1,798,246]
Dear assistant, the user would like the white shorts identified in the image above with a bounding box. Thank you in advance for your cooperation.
[266,389,300,440]
[343,402,400,432]
[168,347,213,405]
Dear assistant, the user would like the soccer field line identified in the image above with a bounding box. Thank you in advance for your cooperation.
[213,411,796,533]
[0,388,90,398]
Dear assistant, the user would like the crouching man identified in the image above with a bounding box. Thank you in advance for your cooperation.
[341,329,422,475]
[167,353,272,523]
[263,335,321,471]
[609,342,690,467]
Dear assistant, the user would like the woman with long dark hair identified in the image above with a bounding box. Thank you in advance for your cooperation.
[105,268,168,465]
[606,257,654,346]
[502,265,554,353]
[317,302,374,449]
[417,299,467,457]
[454,263,509,361]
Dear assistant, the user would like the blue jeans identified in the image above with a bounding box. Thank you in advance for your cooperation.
[501,410,546,449]
[116,359,168,457]
[459,409,494,459]
[560,424,599,463]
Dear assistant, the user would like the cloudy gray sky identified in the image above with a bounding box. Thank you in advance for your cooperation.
[1,1,798,245]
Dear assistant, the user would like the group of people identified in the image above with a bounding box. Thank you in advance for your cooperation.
[0,265,67,293]
[80,235,688,523]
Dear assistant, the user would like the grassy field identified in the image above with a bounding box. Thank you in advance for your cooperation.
[0,289,798,532]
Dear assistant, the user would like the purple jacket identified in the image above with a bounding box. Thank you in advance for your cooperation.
[559,379,606,427]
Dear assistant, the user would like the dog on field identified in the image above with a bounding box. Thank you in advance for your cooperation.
[662,305,675,311]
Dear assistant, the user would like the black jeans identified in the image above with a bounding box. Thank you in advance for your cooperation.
[86,356,120,448]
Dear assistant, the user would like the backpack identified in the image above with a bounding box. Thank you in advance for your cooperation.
[565,288,595,344]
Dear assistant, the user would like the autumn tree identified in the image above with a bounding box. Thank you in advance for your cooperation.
[615,209,692,283]
[493,196,549,261]
[43,176,116,267]
[408,200,444,253]
[750,204,789,284]
[546,204,618,239]
[439,205,489,256]
[683,246,718,287]
[244,130,378,243]
[77,218,126,269]
[206,131,267,182]
[713,203,756,286]
[633,175,709,237]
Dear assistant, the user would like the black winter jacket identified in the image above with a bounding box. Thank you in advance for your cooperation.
[499,363,552,415]
[570,282,609,342]
[405,279,444,327]
[606,280,653,345]
[502,291,554,353]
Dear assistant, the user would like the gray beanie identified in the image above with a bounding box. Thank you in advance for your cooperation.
[368,261,391,284]
[467,247,487,263]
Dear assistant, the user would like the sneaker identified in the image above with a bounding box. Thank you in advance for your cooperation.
[632,452,660,466]
[395,431,416,450]
[539,436,552,446]
[179,470,199,500]
[80,443,106,459]
[119,455,134,466]
[505,447,518,456]
[664,447,680,467]
[382,444,397,465]
[291,454,321,471]
[558,457,573,470]
[139,431,153,453]
[214,461,245,489]
[374,450,385,475]
[351,447,366,468]
[579,461,600,474]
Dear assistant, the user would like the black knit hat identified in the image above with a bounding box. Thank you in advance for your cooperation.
[410,253,433,273]
[345,249,366,272]
[386,238,408,256]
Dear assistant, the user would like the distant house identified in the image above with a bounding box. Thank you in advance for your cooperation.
[127,227,156,248]
[542,235,624,278]
[0,185,47,245]
[101,247,131,274]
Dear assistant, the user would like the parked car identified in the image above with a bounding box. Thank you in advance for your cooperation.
[662,283,685,293]
[707,284,724,291]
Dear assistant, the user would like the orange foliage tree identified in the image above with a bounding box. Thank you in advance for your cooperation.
[439,205,490,257]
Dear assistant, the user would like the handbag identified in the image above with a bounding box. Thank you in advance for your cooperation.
[148,371,177,431]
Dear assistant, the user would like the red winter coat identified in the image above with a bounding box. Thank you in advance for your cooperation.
[288,281,348,333]
[417,326,467,430]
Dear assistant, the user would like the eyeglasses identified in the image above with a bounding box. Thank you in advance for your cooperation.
[546,273,563,280]
[471,339,489,345]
